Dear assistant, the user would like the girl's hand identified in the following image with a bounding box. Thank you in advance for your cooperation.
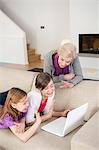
[64,73,75,80]
[60,81,74,88]
[35,112,42,124]
[14,122,25,133]
[61,108,74,117]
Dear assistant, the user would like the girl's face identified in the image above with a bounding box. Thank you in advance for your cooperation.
[41,80,55,98]
[12,96,29,113]
[58,55,72,68]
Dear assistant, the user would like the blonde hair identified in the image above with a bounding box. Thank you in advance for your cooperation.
[0,88,27,120]
[58,39,77,60]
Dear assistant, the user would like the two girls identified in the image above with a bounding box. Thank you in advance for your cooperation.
[0,73,71,142]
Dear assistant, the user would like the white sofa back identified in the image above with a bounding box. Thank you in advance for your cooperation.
[55,80,99,121]
[0,66,36,92]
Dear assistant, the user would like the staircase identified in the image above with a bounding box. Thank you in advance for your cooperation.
[27,44,41,64]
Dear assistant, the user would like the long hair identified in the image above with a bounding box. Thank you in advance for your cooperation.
[0,87,27,121]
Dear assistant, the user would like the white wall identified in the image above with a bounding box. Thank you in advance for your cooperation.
[0,0,99,68]
[0,10,28,64]
[69,0,97,50]
[79,57,99,69]
[97,0,99,32]
[0,0,69,59]
[69,0,99,69]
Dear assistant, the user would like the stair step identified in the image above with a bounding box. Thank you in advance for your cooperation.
[28,54,41,60]
[27,43,42,64]
[28,53,40,58]
[28,49,35,55]
[28,54,41,63]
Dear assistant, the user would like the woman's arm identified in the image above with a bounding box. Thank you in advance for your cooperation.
[69,56,83,85]
[61,56,83,88]
[9,113,41,142]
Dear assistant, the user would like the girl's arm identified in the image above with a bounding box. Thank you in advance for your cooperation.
[53,107,74,117]
[41,99,55,122]
[9,113,41,142]
[42,98,68,118]
[41,109,53,122]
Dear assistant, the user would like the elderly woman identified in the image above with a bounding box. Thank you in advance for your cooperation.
[44,40,83,88]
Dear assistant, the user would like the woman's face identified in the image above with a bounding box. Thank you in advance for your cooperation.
[58,55,72,68]
[41,80,55,98]
[12,96,29,113]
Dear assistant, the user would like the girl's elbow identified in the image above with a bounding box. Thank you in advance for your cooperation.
[17,134,30,143]
[20,137,29,143]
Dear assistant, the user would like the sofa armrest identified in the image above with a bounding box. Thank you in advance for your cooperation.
[71,110,99,150]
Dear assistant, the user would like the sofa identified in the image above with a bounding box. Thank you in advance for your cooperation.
[0,66,99,150]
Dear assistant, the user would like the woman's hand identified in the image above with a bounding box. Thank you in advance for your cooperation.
[64,73,75,81]
[60,81,74,88]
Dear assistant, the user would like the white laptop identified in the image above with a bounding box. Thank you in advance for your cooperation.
[41,103,88,137]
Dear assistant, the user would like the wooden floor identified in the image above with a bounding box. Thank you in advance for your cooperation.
[0,60,44,70]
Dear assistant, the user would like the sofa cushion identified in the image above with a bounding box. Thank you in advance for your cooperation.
[71,111,99,150]
[0,67,36,93]
[0,118,80,150]
[55,80,99,121]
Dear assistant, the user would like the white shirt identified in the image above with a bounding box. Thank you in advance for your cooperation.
[26,89,55,123]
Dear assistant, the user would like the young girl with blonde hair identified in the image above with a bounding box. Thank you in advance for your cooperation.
[0,88,41,142]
